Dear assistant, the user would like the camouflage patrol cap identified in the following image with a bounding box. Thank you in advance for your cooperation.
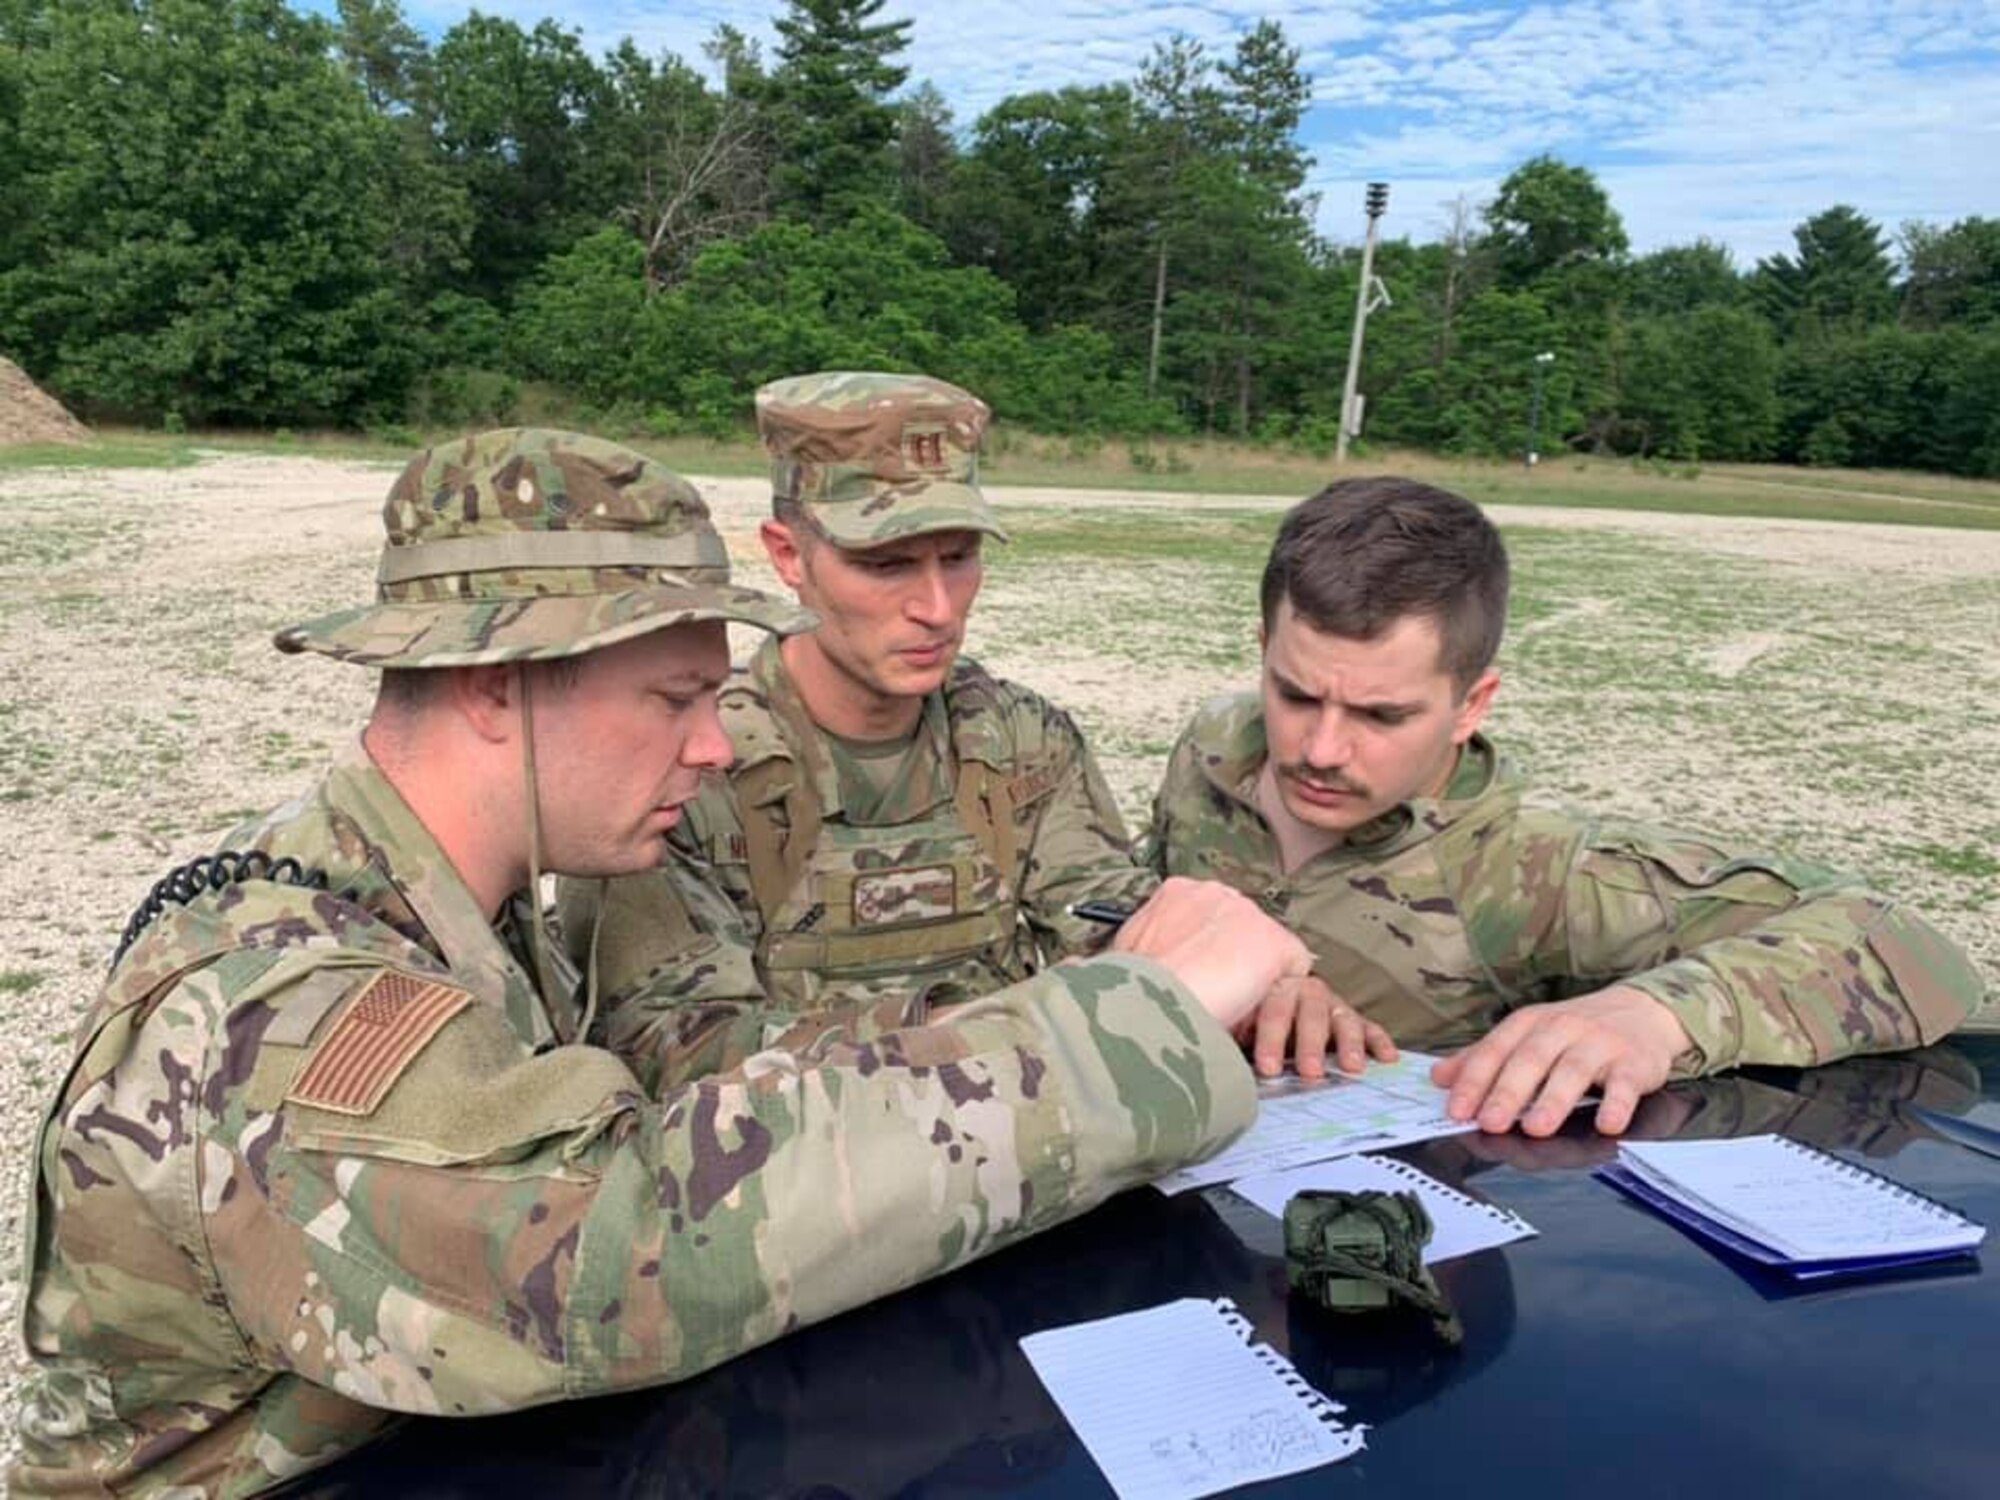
[275,428,810,668]
[757,370,1010,547]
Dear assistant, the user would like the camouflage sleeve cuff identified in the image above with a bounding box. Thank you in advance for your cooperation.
[1619,960,1734,1077]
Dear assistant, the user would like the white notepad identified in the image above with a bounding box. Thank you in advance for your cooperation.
[1020,1297,1364,1500]
[1231,1153,1536,1263]
[1615,1133,1986,1263]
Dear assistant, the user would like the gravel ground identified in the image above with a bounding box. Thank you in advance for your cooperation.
[2,454,1995,1464]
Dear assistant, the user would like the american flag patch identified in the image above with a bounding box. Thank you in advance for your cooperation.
[285,970,472,1117]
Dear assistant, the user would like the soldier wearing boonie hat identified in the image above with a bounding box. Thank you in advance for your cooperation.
[273,426,813,1008]
[277,425,807,666]
[14,425,1296,1499]
[563,374,1164,1090]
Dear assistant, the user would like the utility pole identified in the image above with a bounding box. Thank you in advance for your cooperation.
[1336,181,1392,464]
[1525,350,1555,467]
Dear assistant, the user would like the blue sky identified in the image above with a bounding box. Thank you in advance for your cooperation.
[347,0,1999,267]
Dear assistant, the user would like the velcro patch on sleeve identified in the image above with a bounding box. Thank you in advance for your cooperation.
[1008,763,1063,808]
[285,969,473,1117]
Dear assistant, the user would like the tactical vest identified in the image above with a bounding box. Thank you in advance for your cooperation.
[706,663,1068,1010]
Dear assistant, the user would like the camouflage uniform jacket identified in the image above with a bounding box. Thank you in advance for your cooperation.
[15,740,1254,1499]
[564,639,1157,1092]
[1150,692,1983,1071]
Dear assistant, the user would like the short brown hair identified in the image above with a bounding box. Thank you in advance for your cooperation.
[1260,477,1509,691]
[373,657,585,715]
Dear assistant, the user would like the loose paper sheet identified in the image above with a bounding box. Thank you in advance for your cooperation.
[1021,1297,1364,1499]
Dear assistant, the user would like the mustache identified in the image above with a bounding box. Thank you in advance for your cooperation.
[1278,764,1369,798]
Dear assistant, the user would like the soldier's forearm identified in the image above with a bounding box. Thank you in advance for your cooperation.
[568,955,1256,1392]
[1619,894,1984,1073]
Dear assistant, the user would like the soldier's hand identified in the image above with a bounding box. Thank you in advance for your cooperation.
[1430,985,1692,1136]
[1235,974,1397,1080]
[1112,877,1312,1031]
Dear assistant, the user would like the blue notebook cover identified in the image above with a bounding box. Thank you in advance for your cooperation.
[1595,1163,1979,1283]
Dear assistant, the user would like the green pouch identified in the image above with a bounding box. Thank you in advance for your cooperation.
[1283,1188,1464,1346]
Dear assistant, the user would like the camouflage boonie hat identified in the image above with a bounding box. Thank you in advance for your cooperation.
[276,428,811,668]
[756,371,1010,548]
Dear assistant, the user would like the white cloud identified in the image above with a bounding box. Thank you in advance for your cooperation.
[357,0,1997,262]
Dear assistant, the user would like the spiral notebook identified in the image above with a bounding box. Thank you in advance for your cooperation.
[1021,1297,1364,1499]
[1230,1153,1536,1262]
[1599,1133,1986,1282]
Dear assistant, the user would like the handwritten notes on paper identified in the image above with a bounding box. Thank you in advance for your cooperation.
[1607,1134,1985,1274]
[1021,1298,1363,1499]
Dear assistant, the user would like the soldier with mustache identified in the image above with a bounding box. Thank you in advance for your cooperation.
[1148,476,1985,1137]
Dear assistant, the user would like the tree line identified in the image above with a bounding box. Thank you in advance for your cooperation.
[2,0,1996,475]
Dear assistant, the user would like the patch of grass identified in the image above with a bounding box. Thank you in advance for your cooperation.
[1704,463,2000,510]
[973,435,2000,529]
[0,438,201,471]
[0,969,46,995]
[0,515,142,572]
[12,424,1997,530]
[1892,843,2000,880]
[993,509,1279,567]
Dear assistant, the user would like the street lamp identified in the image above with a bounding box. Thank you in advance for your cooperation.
[1335,182,1393,464]
[1524,351,1555,468]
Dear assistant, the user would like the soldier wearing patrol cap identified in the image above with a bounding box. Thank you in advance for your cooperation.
[13,428,1310,1498]
[1148,475,1985,1140]
[562,372,1200,1091]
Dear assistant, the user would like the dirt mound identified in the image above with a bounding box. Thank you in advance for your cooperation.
[0,355,90,445]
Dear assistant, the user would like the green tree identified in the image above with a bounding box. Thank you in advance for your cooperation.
[510,228,654,404]
[1316,237,1475,451]
[705,22,768,98]
[1616,306,1777,459]
[1900,217,2000,330]
[0,2,32,281]
[0,0,411,424]
[1479,157,1625,447]
[1123,35,1230,401]
[598,40,770,292]
[330,0,472,313]
[767,0,910,225]
[1484,155,1628,287]
[1364,287,1567,456]
[1753,204,1895,339]
[432,14,609,302]
[1627,239,1743,318]
[1212,19,1314,433]
[895,80,957,233]
[1775,325,1926,467]
[941,85,1137,334]
[1921,329,2000,474]
[333,0,428,113]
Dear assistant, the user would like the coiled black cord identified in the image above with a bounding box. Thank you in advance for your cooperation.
[112,850,330,968]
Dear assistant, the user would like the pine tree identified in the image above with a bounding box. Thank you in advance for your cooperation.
[768,0,911,226]
[1753,205,1895,339]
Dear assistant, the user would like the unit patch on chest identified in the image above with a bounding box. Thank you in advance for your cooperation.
[285,968,473,1116]
[851,864,958,926]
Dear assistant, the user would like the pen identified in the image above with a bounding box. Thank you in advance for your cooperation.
[1068,898,1138,928]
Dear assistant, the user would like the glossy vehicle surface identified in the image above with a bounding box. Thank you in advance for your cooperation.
[299,1036,2000,1499]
